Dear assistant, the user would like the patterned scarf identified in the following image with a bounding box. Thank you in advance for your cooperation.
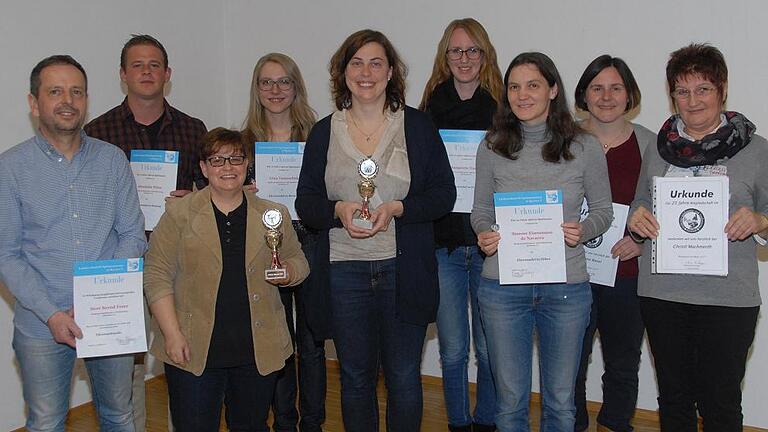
[657,111,755,167]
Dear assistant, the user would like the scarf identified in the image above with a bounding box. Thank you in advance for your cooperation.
[425,79,496,130]
[657,111,755,167]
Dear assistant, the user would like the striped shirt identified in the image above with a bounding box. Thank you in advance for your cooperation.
[0,132,147,338]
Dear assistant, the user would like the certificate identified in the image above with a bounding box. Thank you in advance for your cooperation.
[130,150,179,231]
[73,258,147,358]
[254,142,304,220]
[494,190,566,284]
[440,129,485,213]
[580,200,629,287]
[652,176,729,276]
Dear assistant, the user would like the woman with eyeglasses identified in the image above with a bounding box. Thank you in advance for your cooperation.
[570,55,654,432]
[144,128,309,431]
[241,52,326,432]
[627,43,767,432]
[418,18,503,432]
[296,29,455,431]
[471,52,612,431]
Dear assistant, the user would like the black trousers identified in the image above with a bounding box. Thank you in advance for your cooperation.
[639,297,758,432]
[574,279,645,432]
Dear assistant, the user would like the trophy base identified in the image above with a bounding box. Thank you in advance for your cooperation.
[265,268,287,280]
[352,217,373,229]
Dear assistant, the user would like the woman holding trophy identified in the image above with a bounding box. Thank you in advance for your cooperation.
[144,128,309,431]
[296,29,455,431]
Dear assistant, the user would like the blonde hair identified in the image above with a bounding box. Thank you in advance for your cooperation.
[242,53,317,157]
[419,18,503,110]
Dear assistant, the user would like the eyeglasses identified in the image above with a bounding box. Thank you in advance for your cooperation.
[446,47,483,61]
[671,85,716,100]
[258,78,294,91]
[206,155,246,167]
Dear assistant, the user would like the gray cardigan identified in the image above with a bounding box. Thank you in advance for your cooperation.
[471,122,613,283]
[630,131,768,307]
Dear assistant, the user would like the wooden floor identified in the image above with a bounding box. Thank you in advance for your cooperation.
[40,361,766,431]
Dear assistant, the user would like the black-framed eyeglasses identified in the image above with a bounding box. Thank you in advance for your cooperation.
[258,77,294,91]
[446,47,483,61]
[206,155,246,167]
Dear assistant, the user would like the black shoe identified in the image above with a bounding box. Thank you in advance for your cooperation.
[472,423,496,432]
[448,424,471,432]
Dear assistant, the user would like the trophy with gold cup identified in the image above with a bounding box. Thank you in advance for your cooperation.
[262,208,287,280]
[353,157,379,229]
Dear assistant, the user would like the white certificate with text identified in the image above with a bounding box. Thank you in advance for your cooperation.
[254,142,304,220]
[440,129,485,213]
[494,190,566,284]
[652,176,729,276]
[580,200,629,287]
[73,258,147,358]
[130,150,179,231]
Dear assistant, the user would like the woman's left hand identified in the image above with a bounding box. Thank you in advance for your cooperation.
[725,207,768,241]
[611,235,643,261]
[369,201,404,236]
[562,221,583,247]
[267,262,292,286]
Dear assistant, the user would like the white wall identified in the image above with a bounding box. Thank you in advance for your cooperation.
[1,0,767,429]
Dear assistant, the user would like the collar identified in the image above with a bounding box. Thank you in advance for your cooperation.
[35,129,90,159]
[118,97,175,126]
[676,113,727,141]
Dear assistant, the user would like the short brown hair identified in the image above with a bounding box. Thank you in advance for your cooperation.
[199,128,248,161]
[666,43,727,97]
[120,34,169,70]
[329,29,406,112]
[30,55,87,97]
[575,55,641,112]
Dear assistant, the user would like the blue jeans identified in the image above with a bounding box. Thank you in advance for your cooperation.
[12,329,135,432]
[574,279,644,432]
[435,246,496,427]
[478,278,592,432]
[330,259,427,432]
[165,363,277,432]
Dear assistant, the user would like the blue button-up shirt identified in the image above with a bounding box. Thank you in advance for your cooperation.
[0,132,147,338]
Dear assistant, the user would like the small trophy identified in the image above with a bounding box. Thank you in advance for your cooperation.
[353,157,379,229]
[262,208,287,280]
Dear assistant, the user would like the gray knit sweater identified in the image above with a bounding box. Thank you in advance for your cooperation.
[631,131,768,307]
[471,122,613,283]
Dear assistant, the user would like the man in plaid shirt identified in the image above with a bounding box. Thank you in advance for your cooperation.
[84,34,207,432]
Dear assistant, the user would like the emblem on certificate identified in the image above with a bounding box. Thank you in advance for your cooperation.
[262,208,287,280]
[353,157,379,229]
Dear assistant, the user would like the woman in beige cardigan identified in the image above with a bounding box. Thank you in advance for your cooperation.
[144,128,309,432]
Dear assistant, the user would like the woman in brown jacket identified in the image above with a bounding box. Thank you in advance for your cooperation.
[144,128,309,432]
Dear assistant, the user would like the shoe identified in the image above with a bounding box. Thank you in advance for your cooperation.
[448,425,471,432]
[596,424,615,432]
[472,423,496,432]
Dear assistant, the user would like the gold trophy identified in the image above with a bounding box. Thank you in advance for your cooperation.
[262,208,287,280]
[353,157,379,229]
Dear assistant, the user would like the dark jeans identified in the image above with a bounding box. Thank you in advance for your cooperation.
[574,279,644,432]
[296,290,327,432]
[165,363,277,432]
[330,259,427,432]
[272,288,299,431]
[639,297,759,432]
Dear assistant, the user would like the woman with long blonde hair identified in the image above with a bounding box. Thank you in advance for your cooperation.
[242,52,325,431]
[419,18,502,432]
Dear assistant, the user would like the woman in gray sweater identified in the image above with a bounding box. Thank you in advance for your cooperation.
[628,43,767,432]
[471,52,612,431]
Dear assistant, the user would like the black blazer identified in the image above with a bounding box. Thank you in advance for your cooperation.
[295,106,456,338]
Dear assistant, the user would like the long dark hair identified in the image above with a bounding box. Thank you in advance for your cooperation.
[487,52,579,162]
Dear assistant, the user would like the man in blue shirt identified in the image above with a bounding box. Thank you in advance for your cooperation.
[0,55,147,431]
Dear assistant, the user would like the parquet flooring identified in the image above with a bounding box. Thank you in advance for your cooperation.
[21,361,766,431]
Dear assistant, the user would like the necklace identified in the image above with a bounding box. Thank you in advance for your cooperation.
[349,111,387,143]
[596,122,630,150]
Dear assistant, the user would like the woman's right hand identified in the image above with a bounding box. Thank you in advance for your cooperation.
[164,330,191,366]
[628,205,659,239]
[335,201,374,238]
[477,230,501,256]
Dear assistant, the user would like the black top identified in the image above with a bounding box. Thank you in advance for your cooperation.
[424,79,497,249]
[206,197,255,368]
[138,111,165,148]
